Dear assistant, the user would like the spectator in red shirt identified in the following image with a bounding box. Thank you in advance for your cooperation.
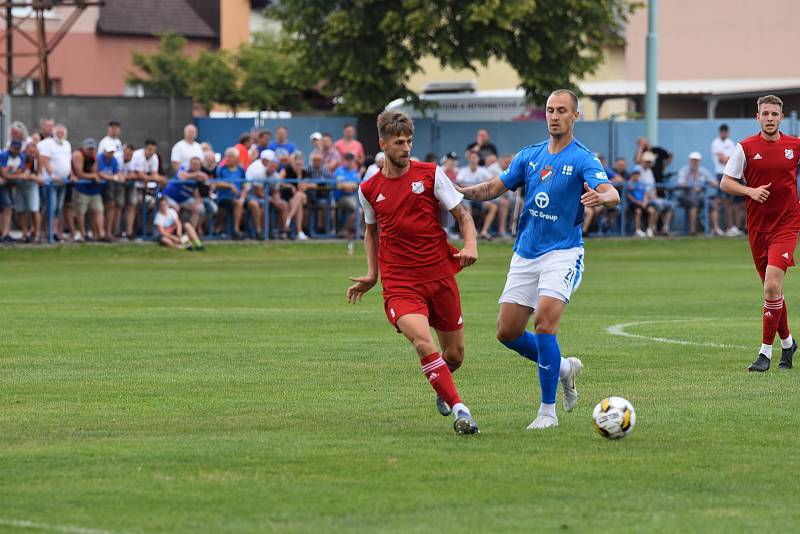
[334,123,365,164]
[234,132,252,169]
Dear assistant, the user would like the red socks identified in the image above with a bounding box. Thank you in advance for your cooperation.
[763,297,784,345]
[420,352,462,407]
[778,298,790,340]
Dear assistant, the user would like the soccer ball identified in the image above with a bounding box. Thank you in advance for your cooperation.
[592,397,635,440]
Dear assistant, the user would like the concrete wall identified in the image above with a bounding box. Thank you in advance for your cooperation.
[7,96,194,165]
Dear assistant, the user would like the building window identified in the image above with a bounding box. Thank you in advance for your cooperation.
[124,83,145,97]
[11,78,61,96]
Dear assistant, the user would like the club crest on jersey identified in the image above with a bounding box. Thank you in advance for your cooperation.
[786,149,794,160]
[540,165,553,181]
[411,180,424,194]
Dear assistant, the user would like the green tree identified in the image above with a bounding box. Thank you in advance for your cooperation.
[270,0,636,113]
[190,49,242,114]
[236,33,309,112]
[127,33,193,97]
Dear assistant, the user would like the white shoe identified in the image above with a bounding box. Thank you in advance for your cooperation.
[726,227,742,237]
[297,231,309,241]
[526,413,558,430]
[635,229,646,238]
[561,357,582,413]
[72,232,83,243]
[713,227,725,237]
[646,227,654,238]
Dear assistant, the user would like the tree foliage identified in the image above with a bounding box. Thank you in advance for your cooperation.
[236,33,309,112]
[128,33,193,98]
[270,0,637,113]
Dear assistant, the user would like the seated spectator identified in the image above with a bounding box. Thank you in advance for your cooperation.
[73,141,112,242]
[320,132,341,171]
[166,156,206,228]
[170,124,204,175]
[626,168,655,238]
[308,131,322,164]
[334,153,361,237]
[334,123,365,164]
[484,153,514,238]
[465,128,498,166]
[636,136,673,184]
[16,141,44,243]
[676,151,719,236]
[611,157,629,183]
[249,130,271,163]
[307,149,333,232]
[0,140,26,242]
[128,140,166,239]
[639,151,673,237]
[456,150,497,239]
[154,195,203,251]
[198,145,219,230]
[583,155,621,235]
[244,150,275,239]
[268,125,296,155]
[283,152,311,240]
[442,152,459,181]
[214,147,247,239]
[38,124,73,241]
[235,132,253,169]
[363,152,384,181]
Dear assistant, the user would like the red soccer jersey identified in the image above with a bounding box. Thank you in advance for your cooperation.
[359,161,464,287]
[725,132,800,233]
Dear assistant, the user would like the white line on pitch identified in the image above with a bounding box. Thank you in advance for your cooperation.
[0,518,139,534]
[606,318,747,349]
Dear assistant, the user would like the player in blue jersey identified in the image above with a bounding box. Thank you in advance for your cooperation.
[457,89,620,430]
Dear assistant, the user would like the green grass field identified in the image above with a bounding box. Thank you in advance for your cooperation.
[2,238,800,533]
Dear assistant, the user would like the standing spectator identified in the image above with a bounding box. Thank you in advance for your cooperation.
[676,151,720,236]
[248,149,289,238]
[17,141,43,242]
[129,140,167,239]
[198,145,219,230]
[639,151,673,236]
[99,120,124,165]
[456,150,496,239]
[233,132,253,169]
[363,152,385,181]
[626,168,655,237]
[38,124,73,241]
[73,140,112,242]
[154,195,203,251]
[0,140,25,242]
[635,137,673,184]
[711,124,742,236]
[37,117,54,140]
[170,124,204,174]
[334,123,365,164]
[215,147,247,239]
[118,143,136,239]
[308,132,322,164]
[320,133,341,171]
[465,128,498,166]
[334,152,361,237]
[283,152,311,240]
[250,129,271,163]
[165,157,205,228]
[9,120,29,147]
[268,126,296,155]
[307,149,332,233]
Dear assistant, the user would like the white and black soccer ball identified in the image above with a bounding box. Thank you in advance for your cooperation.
[592,396,635,440]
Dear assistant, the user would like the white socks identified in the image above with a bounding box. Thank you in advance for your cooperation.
[760,344,773,359]
[538,403,556,418]
[781,335,794,350]
[760,336,794,359]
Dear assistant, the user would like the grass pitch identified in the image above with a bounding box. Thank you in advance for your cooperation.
[1,239,800,533]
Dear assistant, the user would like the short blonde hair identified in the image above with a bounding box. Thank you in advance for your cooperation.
[377,111,414,140]
[757,94,783,111]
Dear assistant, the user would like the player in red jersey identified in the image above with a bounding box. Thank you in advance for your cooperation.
[721,95,800,371]
[346,111,481,434]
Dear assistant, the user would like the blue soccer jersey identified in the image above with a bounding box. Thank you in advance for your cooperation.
[501,139,609,260]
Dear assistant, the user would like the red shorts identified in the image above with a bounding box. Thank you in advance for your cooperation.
[383,276,463,333]
[749,226,800,278]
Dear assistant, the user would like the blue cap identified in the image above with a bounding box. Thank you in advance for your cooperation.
[631,165,642,174]
[9,140,22,148]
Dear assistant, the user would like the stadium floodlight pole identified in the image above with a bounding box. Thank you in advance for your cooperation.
[645,0,658,145]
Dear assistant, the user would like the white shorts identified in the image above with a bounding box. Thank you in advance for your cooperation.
[498,247,584,309]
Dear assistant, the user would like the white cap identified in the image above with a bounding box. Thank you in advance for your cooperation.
[310,131,322,141]
[641,151,656,162]
[260,149,277,162]
[374,151,385,162]
[688,151,702,160]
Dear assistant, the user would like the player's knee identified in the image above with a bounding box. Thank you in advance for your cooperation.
[534,317,558,335]
[496,322,523,343]
[443,346,464,370]
[411,337,436,357]
[764,280,782,300]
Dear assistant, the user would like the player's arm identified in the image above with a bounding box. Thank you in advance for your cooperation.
[456,176,507,201]
[347,190,379,304]
[450,203,478,267]
[581,182,619,208]
[719,143,770,203]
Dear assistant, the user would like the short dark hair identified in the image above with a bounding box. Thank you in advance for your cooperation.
[125,143,135,151]
[322,132,333,139]
[549,89,579,111]
[239,132,251,143]
[719,124,729,132]
[276,125,288,132]
[108,119,121,127]
[377,111,414,140]
[259,129,270,137]
[344,123,354,129]
[145,139,157,147]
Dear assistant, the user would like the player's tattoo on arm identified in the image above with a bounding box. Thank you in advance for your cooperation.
[460,177,508,201]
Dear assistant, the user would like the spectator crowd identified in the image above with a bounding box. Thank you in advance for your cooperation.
[0,118,745,246]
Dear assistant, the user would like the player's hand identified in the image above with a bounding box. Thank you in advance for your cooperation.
[453,183,466,194]
[748,183,771,203]
[580,182,601,207]
[347,275,377,304]
[453,244,478,267]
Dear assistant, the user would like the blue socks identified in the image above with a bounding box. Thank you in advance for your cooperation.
[500,331,538,362]
[534,334,561,405]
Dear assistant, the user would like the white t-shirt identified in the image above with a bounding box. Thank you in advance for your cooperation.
[154,208,179,229]
[99,135,124,166]
[486,162,503,177]
[37,137,72,181]
[363,163,381,181]
[359,166,463,224]
[723,143,747,181]
[170,140,203,168]
[711,136,735,175]
[456,165,492,187]
[131,149,160,174]
[639,166,657,190]
[245,160,267,181]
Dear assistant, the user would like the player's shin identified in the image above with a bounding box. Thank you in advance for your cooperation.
[420,352,463,408]
[501,331,572,379]
[534,334,561,415]
[762,297,784,357]
[778,297,793,348]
